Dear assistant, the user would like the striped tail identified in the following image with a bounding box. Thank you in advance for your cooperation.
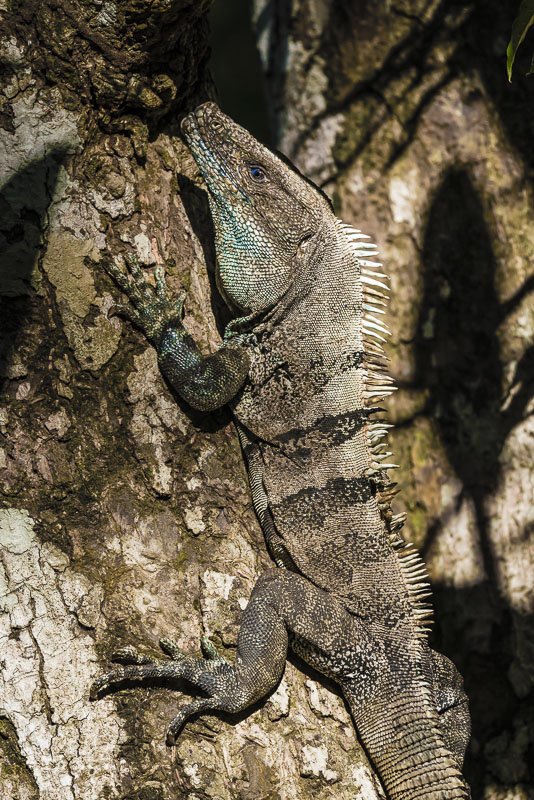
[343,682,471,800]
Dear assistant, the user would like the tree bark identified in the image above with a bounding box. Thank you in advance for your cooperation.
[250,1,534,799]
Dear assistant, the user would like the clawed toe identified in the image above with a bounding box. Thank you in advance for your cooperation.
[166,698,221,745]
[201,637,228,663]
[154,263,167,298]
[101,256,124,281]
[90,671,116,700]
[111,302,142,325]
[174,291,186,315]
[123,254,154,303]
[159,637,187,660]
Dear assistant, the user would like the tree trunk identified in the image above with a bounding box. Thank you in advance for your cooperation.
[250,1,534,799]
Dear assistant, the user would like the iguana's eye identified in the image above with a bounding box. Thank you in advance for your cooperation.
[248,165,267,182]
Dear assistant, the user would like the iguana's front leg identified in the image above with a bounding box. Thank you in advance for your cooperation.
[103,254,250,411]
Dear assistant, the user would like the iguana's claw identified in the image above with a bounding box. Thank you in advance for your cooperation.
[154,263,167,299]
[102,260,137,301]
[166,698,220,745]
[89,671,114,700]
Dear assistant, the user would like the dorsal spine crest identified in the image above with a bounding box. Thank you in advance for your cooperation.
[336,218,433,639]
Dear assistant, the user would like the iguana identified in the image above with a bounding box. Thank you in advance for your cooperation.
[91,102,471,800]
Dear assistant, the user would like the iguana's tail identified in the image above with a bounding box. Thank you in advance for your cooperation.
[343,680,471,800]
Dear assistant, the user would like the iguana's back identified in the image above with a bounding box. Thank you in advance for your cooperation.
[232,216,416,623]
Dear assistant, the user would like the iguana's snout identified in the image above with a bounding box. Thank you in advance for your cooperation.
[181,101,224,137]
[181,103,246,203]
[181,102,233,162]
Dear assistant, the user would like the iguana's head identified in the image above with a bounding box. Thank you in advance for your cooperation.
[181,102,332,315]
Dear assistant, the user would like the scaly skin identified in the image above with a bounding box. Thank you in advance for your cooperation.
[91,103,471,799]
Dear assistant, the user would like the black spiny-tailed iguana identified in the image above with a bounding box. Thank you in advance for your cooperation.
[91,102,471,800]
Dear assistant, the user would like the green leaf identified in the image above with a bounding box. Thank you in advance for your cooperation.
[507,0,534,81]
[528,48,534,75]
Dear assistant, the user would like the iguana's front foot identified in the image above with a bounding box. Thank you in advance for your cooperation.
[90,637,245,745]
[103,253,185,347]
[103,253,250,411]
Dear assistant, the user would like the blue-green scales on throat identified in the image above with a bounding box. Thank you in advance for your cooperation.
[91,103,471,800]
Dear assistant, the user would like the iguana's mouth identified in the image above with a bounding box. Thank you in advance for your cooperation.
[181,103,248,202]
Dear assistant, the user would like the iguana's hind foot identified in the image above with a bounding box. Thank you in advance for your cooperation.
[91,569,378,747]
[90,636,253,745]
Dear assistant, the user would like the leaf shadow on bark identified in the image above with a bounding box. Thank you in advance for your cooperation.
[0,149,68,394]
[398,167,534,797]
[287,1,534,185]
[252,0,292,143]
[283,0,457,171]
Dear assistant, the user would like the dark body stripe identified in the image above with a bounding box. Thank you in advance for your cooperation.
[247,347,365,404]
[270,476,373,526]
[272,409,371,457]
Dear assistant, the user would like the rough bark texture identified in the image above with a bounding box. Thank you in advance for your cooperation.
[1,1,533,799]
[250,1,534,798]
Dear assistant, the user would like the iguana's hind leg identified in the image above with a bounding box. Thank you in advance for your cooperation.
[91,569,370,743]
[430,649,471,767]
